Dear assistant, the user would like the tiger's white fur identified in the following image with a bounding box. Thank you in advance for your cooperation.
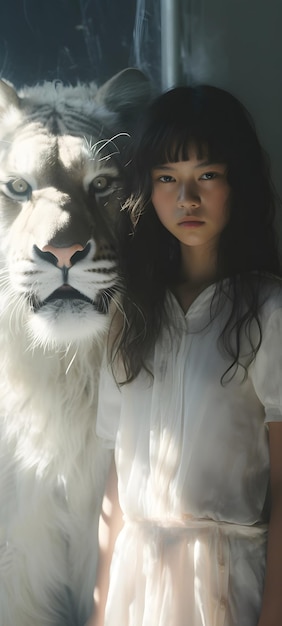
[0,68,151,626]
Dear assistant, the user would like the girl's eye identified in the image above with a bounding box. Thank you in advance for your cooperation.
[158,175,175,183]
[200,172,217,181]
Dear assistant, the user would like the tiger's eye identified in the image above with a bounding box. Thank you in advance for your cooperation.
[92,176,109,191]
[8,178,30,194]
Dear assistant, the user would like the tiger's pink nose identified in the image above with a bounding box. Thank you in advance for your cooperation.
[42,244,84,268]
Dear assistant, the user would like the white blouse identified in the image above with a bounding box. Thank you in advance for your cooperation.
[97,279,282,626]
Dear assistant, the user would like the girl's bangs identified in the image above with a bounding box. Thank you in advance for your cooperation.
[149,124,226,167]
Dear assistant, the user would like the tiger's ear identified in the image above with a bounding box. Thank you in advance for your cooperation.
[0,80,20,112]
[95,68,153,118]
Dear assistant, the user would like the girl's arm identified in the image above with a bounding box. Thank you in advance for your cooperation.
[87,456,123,626]
[257,421,282,626]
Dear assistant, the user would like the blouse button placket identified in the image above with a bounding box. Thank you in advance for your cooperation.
[215,526,229,626]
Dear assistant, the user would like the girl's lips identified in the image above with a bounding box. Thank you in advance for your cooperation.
[178,220,204,228]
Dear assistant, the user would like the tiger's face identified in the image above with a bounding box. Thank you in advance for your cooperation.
[0,70,150,348]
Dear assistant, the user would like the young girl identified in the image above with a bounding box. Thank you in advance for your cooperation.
[92,85,282,626]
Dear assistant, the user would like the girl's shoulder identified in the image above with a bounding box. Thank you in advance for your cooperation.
[255,273,282,318]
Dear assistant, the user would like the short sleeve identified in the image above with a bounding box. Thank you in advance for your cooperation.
[96,350,121,448]
[250,306,282,423]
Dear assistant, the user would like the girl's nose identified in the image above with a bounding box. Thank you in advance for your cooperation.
[177,183,200,209]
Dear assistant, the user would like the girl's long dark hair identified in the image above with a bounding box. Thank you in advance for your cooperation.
[113,85,281,383]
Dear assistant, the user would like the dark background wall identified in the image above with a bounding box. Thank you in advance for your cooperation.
[0,0,138,86]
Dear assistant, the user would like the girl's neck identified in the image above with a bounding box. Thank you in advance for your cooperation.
[178,243,218,289]
[171,244,218,313]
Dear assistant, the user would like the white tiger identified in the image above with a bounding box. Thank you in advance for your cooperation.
[0,68,151,626]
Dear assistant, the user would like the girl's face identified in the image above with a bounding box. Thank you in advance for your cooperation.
[151,147,231,254]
